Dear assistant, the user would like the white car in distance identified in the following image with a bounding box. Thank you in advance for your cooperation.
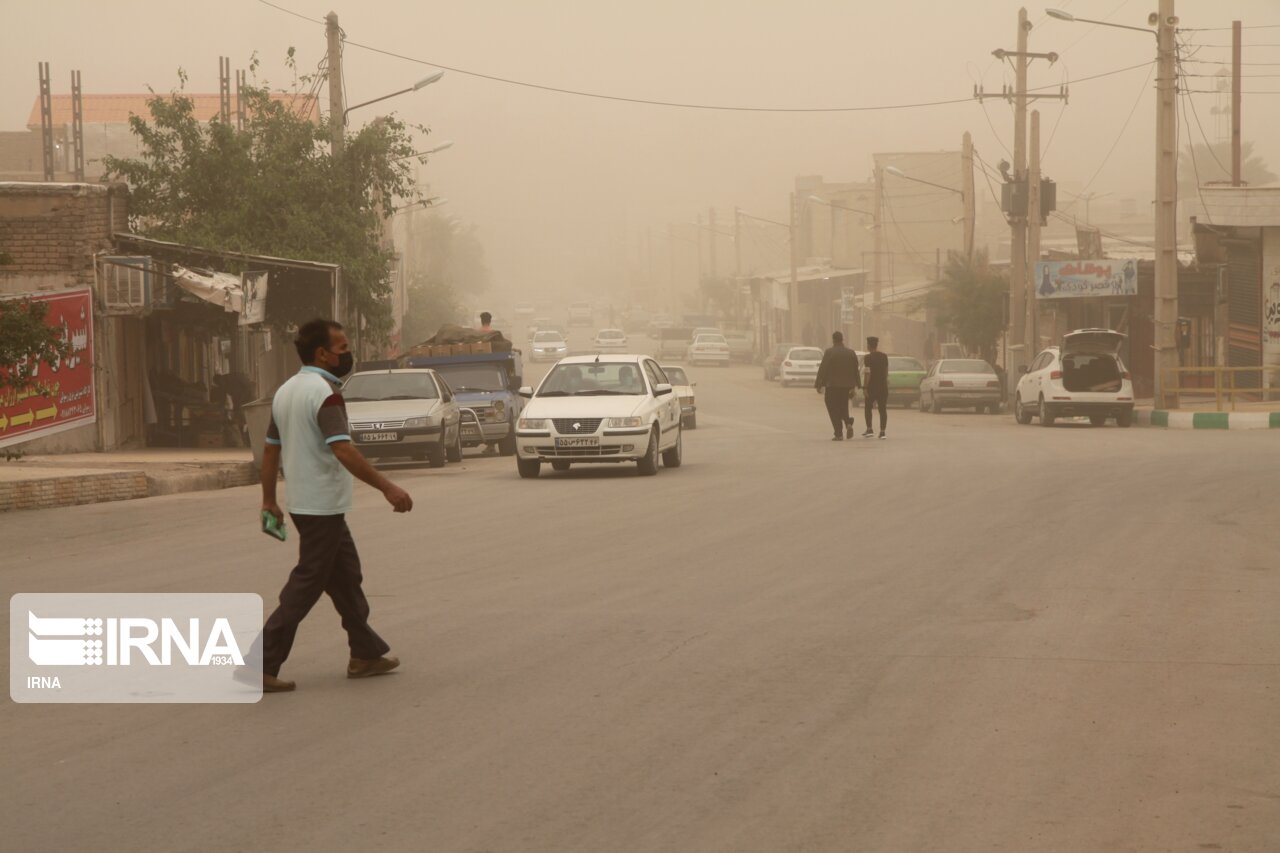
[592,328,628,351]
[778,346,824,387]
[530,330,569,362]
[514,355,684,478]
[686,333,730,366]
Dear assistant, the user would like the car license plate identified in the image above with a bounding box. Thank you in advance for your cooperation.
[461,426,481,438]
[555,436,599,449]
[359,432,399,442]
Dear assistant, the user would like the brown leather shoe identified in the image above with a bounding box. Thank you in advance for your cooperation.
[347,655,401,679]
[233,667,296,693]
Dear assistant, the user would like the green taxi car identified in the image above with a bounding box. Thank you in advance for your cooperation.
[886,355,927,407]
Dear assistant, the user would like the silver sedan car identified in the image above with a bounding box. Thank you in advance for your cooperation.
[918,358,1003,414]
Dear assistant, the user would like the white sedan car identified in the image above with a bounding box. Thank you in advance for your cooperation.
[660,364,697,429]
[1014,328,1135,427]
[686,333,730,366]
[593,328,628,351]
[918,358,1003,414]
[778,346,824,387]
[530,330,569,362]
[514,355,684,478]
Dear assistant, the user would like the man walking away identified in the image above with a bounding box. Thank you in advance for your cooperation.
[815,331,861,441]
[254,319,414,693]
[862,336,889,439]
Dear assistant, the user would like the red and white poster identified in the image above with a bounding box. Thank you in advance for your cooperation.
[0,288,96,448]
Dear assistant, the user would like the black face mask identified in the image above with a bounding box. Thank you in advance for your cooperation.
[328,351,354,378]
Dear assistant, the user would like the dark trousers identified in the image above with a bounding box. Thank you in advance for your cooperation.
[823,386,854,436]
[258,513,390,676]
[865,387,888,432]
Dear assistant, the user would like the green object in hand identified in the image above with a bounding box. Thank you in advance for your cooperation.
[261,510,287,542]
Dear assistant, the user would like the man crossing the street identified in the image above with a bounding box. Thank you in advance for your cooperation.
[862,336,889,439]
[814,331,861,441]
[252,318,413,693]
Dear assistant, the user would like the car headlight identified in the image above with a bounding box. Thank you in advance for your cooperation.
[492,400,506,417]
[404,416,433,429]
[606,417,644,428]
[518,418,547,430]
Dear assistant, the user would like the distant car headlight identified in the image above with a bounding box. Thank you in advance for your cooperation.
[606,417,644,428]
[404,416,432,429]
[518,418,547,430]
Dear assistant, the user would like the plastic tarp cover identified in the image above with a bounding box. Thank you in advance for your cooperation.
[171,265,244,313]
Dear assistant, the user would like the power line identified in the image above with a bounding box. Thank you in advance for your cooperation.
[257,0,322,24]
[1058,60,1155,215]
[1178,23,1280,32]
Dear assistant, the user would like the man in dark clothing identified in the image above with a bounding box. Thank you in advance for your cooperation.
[862,336,889,439]
[814,331,861,440]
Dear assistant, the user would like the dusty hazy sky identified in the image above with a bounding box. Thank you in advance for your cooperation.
[5,0,1279,298]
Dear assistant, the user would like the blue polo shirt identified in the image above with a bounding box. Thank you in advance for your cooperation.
[265,366,353,516]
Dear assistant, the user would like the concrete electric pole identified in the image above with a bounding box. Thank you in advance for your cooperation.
[326,11,345,157]
[961,131,976,260]
[1027,111,1042,351]
[1153,0,1179,406]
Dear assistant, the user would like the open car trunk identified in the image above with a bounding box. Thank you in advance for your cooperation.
[1062,353,1123,392]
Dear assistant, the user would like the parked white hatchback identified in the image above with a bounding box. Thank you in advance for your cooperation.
[778,346,824,387]
[1014,328,1135,427]
[514,355,684,477]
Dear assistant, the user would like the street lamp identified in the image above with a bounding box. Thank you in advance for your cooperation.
[343,71,445,124]
[806,195,875,217]
[395,140,455,163]
[1047,3,1177,407]
[391,196,447,216]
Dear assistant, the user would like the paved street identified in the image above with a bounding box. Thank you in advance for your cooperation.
[3,356,1278,852]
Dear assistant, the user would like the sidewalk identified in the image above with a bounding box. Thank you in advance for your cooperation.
[1133,397,1280,430]
[0,448,256,512]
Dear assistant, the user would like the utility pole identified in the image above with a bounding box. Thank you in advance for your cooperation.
[1027,111,1042,352]
[961,131,975,260]
[1010,8,1031,349]
[1153,0,1179,407]
[236,69,246,132]
[1232,19,1242,186]
[733,207,742,276]
[70,70,85,182]
[708,207,718,282]
[872,165,884,307]
[326,11,345,157]
[789,192,800,342]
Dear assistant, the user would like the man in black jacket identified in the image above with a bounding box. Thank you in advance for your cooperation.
[814,331,861,440]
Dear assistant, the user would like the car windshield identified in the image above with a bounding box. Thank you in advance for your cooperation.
[598,330,624,339]
[533,332,564,343]
[433,364,507,393]
[538,362,648,396]
[695,335,726,345]
[788,348,823,361]
[663,367,690,384]
[889,357,925,372]
[941,359,994,374]
[342,373,438,401]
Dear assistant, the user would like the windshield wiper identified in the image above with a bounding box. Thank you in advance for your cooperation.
[573,389,631,396]
[385,395,427,400]
[538,390,570,397]
[450,386,498,393]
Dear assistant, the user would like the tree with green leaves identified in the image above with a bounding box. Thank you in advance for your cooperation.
[104,59,422,341]
[0,299,72,393]
[400,212,490,346]
[926,250,1008,365]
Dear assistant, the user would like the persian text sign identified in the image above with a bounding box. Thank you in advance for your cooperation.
[0,288,95,448]
[1035,259,1138,300]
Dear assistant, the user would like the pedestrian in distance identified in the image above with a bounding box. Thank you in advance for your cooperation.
[478,312,493,333]
[251,319,413,693]
[862,336,889,439]
[814,331,861,441]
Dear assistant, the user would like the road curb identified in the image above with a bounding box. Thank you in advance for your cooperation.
[1134,409,1280,430]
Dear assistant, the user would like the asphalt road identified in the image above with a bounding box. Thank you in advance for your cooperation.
[3,354,1278,852]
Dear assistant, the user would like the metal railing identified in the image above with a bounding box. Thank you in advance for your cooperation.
[1160,366,1280,411]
